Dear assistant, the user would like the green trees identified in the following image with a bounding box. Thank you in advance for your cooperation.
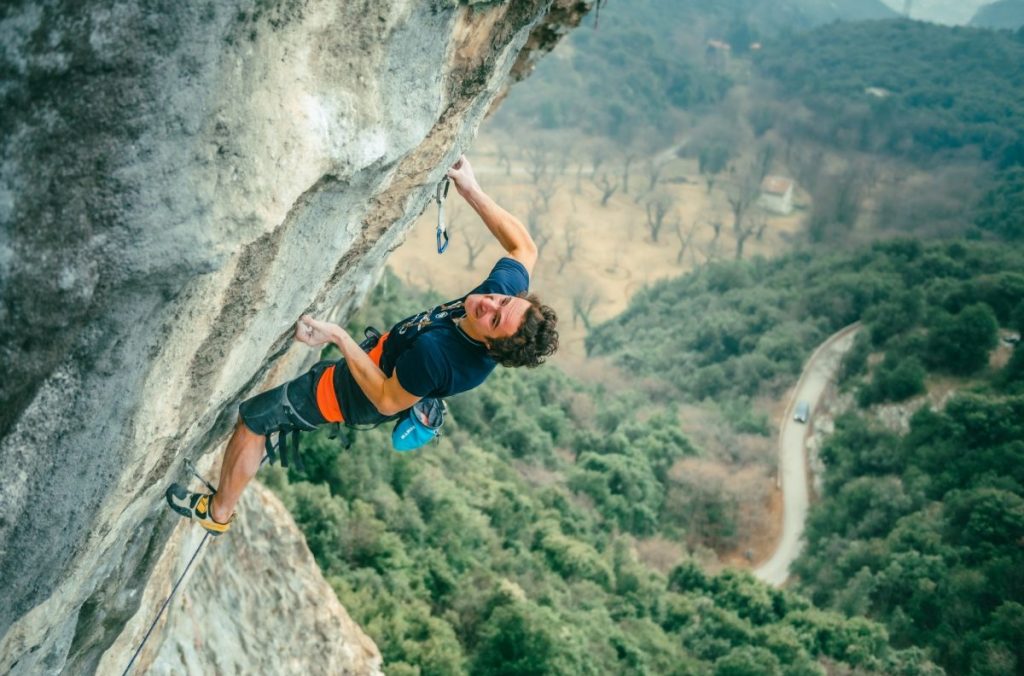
[977,168,1024,240]
[795,388,1024,673]
[259,263,949,675]
[755,20,1024,166]
[714,645,781,676]
[857,354,926,406]
[576,238,1024,673]
[750,19,1024,245]
[489,2,728,147]
[471,602,575,676]
[589,241,1023,413]
[925,303,998,375]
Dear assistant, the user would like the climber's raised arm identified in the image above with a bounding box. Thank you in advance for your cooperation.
[446,155,538,275]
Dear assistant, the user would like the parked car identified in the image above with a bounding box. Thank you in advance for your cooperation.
[794,400,810,423]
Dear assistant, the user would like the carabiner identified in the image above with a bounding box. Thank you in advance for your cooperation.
[435,176,451,254]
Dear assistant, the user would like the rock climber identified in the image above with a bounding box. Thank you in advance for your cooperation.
[169,155,559,534]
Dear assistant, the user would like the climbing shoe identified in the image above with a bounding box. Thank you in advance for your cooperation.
[165,483,234,536]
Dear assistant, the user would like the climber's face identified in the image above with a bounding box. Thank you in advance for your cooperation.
[462,293,529,344]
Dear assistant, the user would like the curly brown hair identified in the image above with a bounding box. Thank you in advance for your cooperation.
[487,293,559,368]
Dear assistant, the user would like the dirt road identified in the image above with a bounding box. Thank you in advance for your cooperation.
[754,324,861,586]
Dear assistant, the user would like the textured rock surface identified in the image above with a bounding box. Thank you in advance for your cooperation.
[99,482,383,676]
[0,1,589,673]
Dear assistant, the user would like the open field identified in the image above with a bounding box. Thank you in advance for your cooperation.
[388,139,806,365]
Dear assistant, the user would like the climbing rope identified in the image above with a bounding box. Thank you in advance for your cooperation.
[120,531,210,676]
[122,456,266,674]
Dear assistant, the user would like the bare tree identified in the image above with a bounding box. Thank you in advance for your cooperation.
[537,182,558,211]
[497,144,514,176]
[621,151,637,196]
[805,166,864,243]
[462,224,488,270]
[642,157,668,195]
[525,145,549,185]
[575,159,586,194]
[644,191,674,242]
[726,163,762,238]
[708,217,724,243]
[526,197,552,256]
[702,212,725,261]
[674,219,699,264]
[734,213,763,260]
[556,221,581,273]
[593,172,619,207]
[572,287,601,331]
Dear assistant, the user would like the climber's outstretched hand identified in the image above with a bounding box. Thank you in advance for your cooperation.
[446,154,480,196]
[295,315,338,348]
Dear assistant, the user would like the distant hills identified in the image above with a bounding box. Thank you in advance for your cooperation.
[669,0,899,34]
[489,0,901,143]
[970,0,1024,28]
[760,0,897,28]
[880,0,994,24]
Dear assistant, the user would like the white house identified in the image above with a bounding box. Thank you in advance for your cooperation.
[705,39,731,70]
[758,175,795,215]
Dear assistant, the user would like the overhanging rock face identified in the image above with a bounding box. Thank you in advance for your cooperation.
[0,1,589,673]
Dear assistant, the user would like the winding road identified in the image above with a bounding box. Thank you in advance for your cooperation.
[754,323,861,586]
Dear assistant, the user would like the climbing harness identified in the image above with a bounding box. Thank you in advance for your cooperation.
[434,176,451,254]
[262,326,445,458]
[260,367,329,472]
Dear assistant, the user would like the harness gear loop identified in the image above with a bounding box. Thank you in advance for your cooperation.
[435,176,451,254]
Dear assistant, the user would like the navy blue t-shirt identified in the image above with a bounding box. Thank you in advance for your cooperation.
[383,257,529,396]
[333,257,529,423]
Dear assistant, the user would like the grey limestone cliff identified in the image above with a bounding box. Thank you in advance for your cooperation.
[0,1,589,673]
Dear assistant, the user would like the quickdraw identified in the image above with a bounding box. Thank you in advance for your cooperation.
[434,176,450,254]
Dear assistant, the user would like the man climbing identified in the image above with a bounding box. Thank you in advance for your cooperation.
[169,155,559,534]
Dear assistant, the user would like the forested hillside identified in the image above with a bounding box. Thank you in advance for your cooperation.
[587,239,1024,672]
[490,0,895,147]
[748,19,1024,244]
[754,20,1024,168]
[970,0,1024,29]
[795,395,1024,674]
[588,240,1024,406]
[795,276,1024,673]
[266,270,936,675]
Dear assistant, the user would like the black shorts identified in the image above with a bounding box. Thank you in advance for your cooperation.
[239,364,329,435]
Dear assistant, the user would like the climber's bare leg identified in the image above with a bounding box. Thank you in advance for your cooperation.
[210,418,264,523]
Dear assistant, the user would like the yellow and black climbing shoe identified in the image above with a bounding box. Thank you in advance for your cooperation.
[165,483,235,536]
